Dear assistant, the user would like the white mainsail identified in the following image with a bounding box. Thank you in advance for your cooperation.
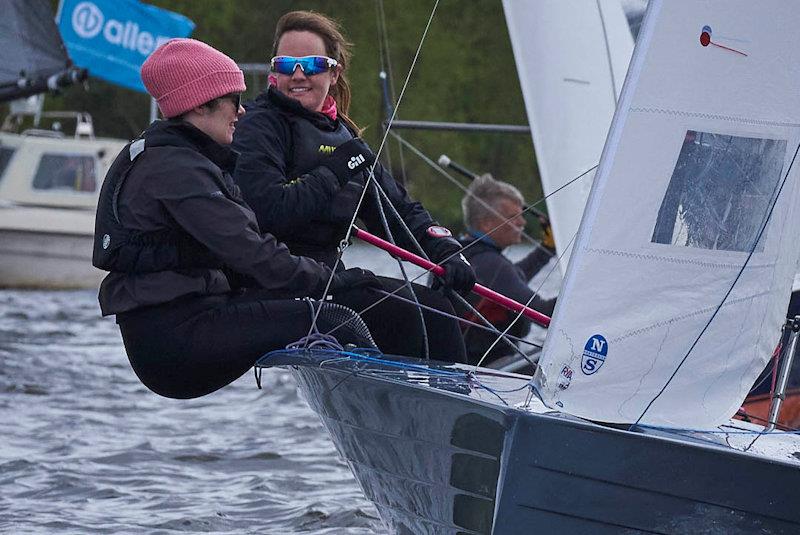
[502,0,634,271]
[535,0,800,428]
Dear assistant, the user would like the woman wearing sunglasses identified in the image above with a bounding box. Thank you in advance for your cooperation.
[232,11,475,363]
[93,39,377,399]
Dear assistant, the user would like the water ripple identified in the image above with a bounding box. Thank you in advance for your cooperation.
[0,289,382,534]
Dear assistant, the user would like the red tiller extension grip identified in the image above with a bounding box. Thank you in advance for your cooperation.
[352,227,551,327]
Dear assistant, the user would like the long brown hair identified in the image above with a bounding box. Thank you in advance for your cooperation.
[272,11,359,132]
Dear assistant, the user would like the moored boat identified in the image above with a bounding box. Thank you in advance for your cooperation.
[0,121,124,288]
[0,0,126,289]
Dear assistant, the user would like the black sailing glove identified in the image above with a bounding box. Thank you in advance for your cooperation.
[439,254,476,293]
[421,225,477,293]
[322,138,376,186]
[330,268,384,293]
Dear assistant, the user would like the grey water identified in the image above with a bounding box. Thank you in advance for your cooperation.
[0,244,558,534]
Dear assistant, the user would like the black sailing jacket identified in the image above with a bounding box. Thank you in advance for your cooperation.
[94,119,331,315]
[231,87,461,267]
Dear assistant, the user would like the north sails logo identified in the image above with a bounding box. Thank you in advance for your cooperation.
[347,154,365,170]
[71,1,172,56]
[581,334,608,375]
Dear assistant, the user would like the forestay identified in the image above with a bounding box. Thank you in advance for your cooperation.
[502,0,634,271]
[535,0,800,428]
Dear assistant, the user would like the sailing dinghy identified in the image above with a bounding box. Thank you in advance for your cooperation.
[258,1,800,532]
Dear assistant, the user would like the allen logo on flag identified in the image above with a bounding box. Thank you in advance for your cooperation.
[57,0,195,92]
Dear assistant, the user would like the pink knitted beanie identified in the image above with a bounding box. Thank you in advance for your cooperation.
[141,38,246,118]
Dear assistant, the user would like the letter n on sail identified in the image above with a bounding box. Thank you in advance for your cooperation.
[581,334,608,375]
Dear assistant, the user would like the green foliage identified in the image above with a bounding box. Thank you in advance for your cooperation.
[46,0,544,230]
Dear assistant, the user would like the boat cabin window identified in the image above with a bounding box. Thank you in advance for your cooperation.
[651,130,786,253]
[32,153,97,193]
[0,147,14,181]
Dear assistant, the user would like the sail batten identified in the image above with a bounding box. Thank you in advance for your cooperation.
[535,0,800,428]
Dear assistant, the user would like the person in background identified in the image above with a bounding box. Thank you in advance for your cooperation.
[457,174,556,366]
[93,38,378,400]
[232,11,475,363]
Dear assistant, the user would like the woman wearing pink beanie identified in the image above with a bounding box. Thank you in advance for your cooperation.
[92,38,379,399]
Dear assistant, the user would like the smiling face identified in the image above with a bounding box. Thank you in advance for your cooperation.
[185,94,244,145]
[274,30,339,112]
[477,197,527,249]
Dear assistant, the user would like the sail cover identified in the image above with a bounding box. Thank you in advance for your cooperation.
[502,0,634,271]
[0,0,78,102]
[535,0,800,428]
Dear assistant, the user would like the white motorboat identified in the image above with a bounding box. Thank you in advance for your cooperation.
[0,112,124,288]
[0,0,126,289]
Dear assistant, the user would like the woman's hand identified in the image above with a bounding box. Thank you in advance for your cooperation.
[322,138,376,186]
[437,254,476,293]
[330,267,383,292]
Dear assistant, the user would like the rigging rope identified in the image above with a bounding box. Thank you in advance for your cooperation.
[372,288,542,348]
[595,0,621,108]
[473,232,575,369]
[374,0,410,185]
[317,162,597,363]
[368,178,431,359]
[258,347,537,407]
[388,130,548,251]
[296,1,603,370]
[304,0,441,342]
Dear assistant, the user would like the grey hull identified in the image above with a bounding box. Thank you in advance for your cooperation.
[263,352,800,534]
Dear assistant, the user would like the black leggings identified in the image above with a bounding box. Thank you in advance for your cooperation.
[117,290,372,399]
[330,276,467,363]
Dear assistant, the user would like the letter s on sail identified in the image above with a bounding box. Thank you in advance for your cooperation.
[581,334,608,376]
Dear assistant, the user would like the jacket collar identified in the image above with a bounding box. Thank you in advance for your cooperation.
[465,229,501,250]
[458,231,502,255]
[142,119,239,172]
[257,86,339,131]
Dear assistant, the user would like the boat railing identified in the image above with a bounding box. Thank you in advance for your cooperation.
[19,128,66,139]
[2,109,96,140]
[767,316,800,431]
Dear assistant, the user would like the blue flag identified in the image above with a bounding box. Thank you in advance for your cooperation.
[57,0,195,93]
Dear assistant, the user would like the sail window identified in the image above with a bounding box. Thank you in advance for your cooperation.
[0,147,15,182]
[651,130,786,253]
[32,153,97,193]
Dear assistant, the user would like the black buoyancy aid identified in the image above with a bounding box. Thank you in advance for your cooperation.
[284,112,353,181]
[280,110,368,262]
[92,138,220,273]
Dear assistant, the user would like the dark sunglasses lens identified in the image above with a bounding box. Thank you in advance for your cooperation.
[304,57,329,75]
[272,57,295,75]
[222,93,240,108]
